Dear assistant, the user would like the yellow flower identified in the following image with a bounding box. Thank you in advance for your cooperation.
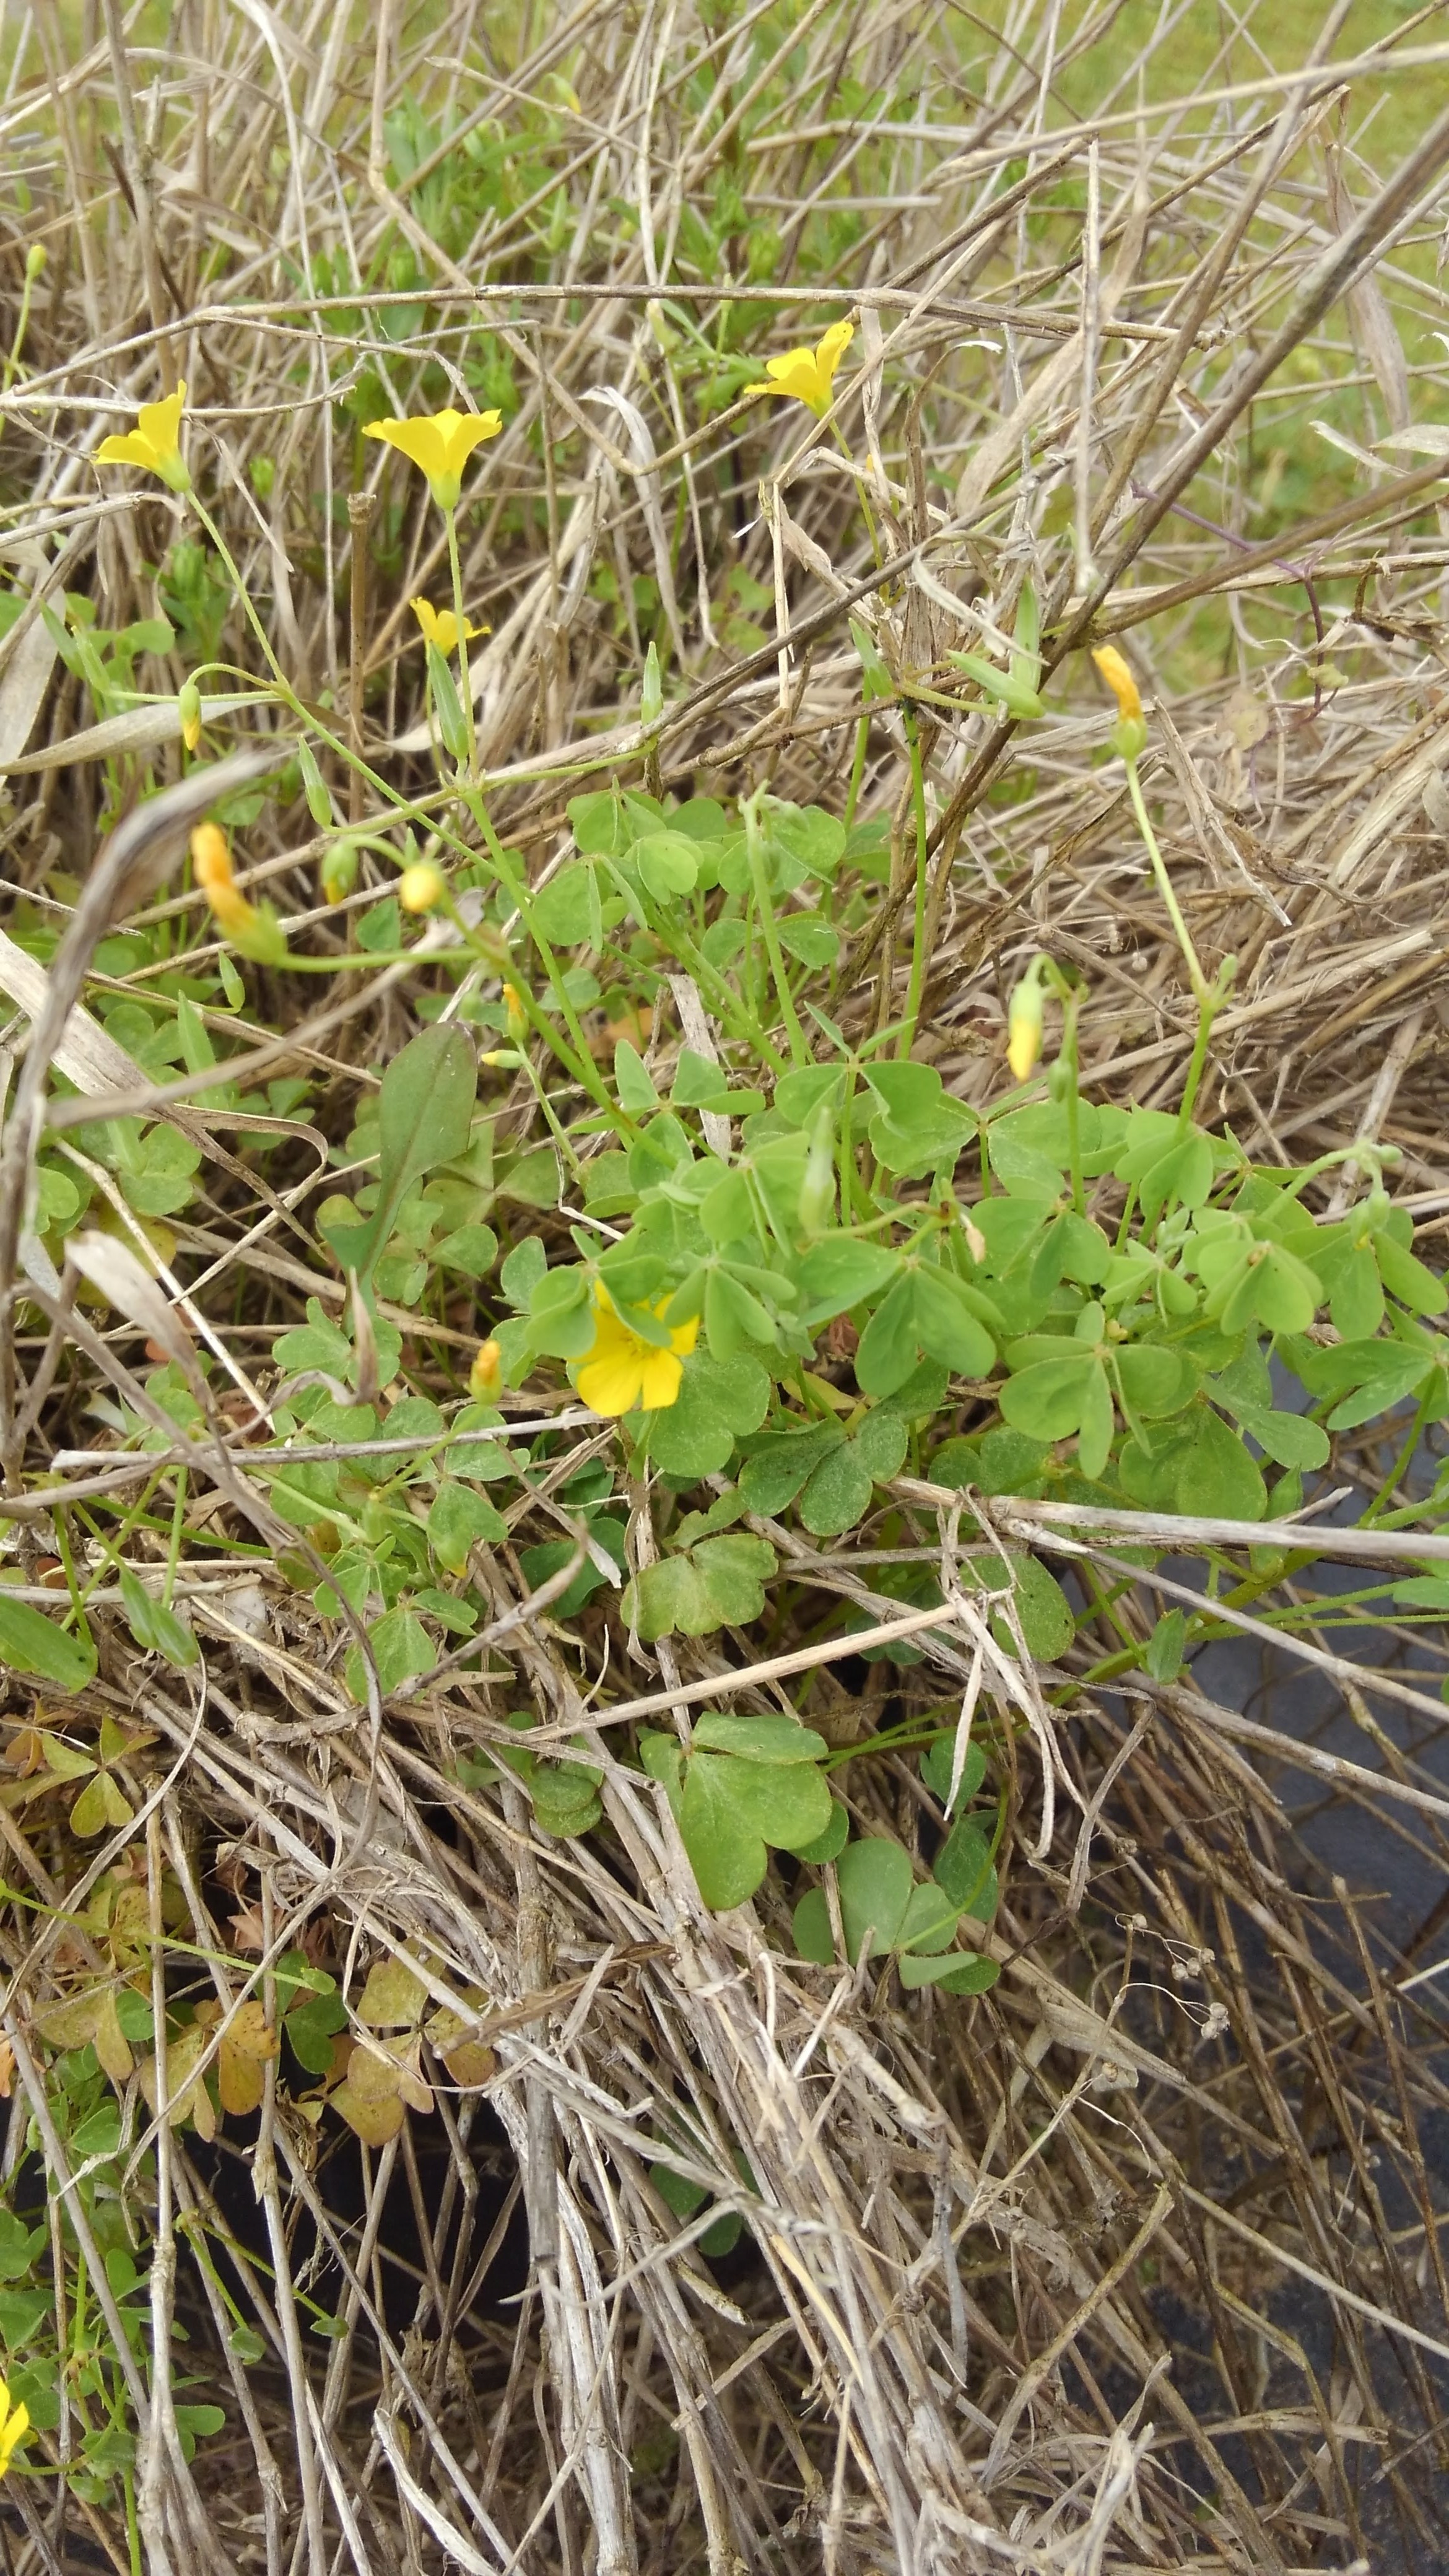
[95,381,191,492]
[0,2375,31,2477]
[363,407,503,510]
[411,598,488,655]
[1006,973,1045,1084]
[190,822,287,966]
[1091,645,1142,727]
[745,321,853,419]
[399,862,446,914]
[575,1287,698,1417]
[469,1339,503,1401]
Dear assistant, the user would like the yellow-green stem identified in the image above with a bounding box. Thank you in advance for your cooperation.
[445,507,479,780]
[1125,756,1208,1001]
[844,710,870,827]
[743,789,809,1066]
[897,708,930,1060]
[188,497,292,695]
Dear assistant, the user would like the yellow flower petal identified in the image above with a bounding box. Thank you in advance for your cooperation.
[636,1346,684,1409]
[94,430,152,468]
[815,319,854,383]
[573,1287,695,1416]
[0,2379,30,2474]
[135,384,187,461]
[577,1347,646,1416]
[745,325,853,417]
[94,381,189,490]
[668,1313,700,1360]
[364,407,503,508]
[411,597,449,650]
[412,597,489,653]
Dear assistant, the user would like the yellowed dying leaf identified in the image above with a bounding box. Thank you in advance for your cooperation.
[217,1999,279,2117]
[139,2021,215,2141]
[343,2040,403,2106]
[357,1956,427,2029]
[37,1992,104,2053]
[427,1998,495,2091]
[93,1991,136,2086]
[330,2079,406,2147]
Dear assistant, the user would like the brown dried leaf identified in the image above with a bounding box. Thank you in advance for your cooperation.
[439,2037,495,2091]
[227,1898,268,1953]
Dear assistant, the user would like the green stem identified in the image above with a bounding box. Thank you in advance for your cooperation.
[897,707,930,1061]
[742,789,809,1066]
[1125,756,1208,1002]
[123,2468,142,2576]
[844,711,870,827]
[1043,975,1086,1217]
[1176,985,1222,1134]
[163,1469,187,1611]
[657,914,786,1072]
[832,419,881,566]
[188,497,292,695]
[518,1050,586,1185]
[1362,1385,1437,1526]
[2,261,38,392]
[444,506,479,780]
[458,796,624,1131]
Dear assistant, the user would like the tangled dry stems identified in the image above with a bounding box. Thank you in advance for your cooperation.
[3,2,1449,2570]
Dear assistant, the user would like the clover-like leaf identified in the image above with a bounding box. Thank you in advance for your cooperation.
[624,1533,775,1641]
[427,1478,507,1572]
[648,1351,771,1478]
[357,1956,427,2029]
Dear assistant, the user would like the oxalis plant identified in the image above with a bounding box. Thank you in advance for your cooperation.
[13,368,1449,2168]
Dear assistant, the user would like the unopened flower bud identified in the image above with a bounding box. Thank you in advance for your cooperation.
[502,980,528,1042]
[399,862,445,914]
[1006,973,1045,1084]
[190,822,232,893]
[469,1339,503,1401]
[24,244,46,282]
[640,640,663,727]
[646,298,679,356]
[1092,645,1147,760]
[178,677,202,753]
[321,842,359,907]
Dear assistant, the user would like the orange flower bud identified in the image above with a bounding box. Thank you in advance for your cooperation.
[1091,645,1142,726]
[190,820,233,893]
[469,1339,503,1401]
